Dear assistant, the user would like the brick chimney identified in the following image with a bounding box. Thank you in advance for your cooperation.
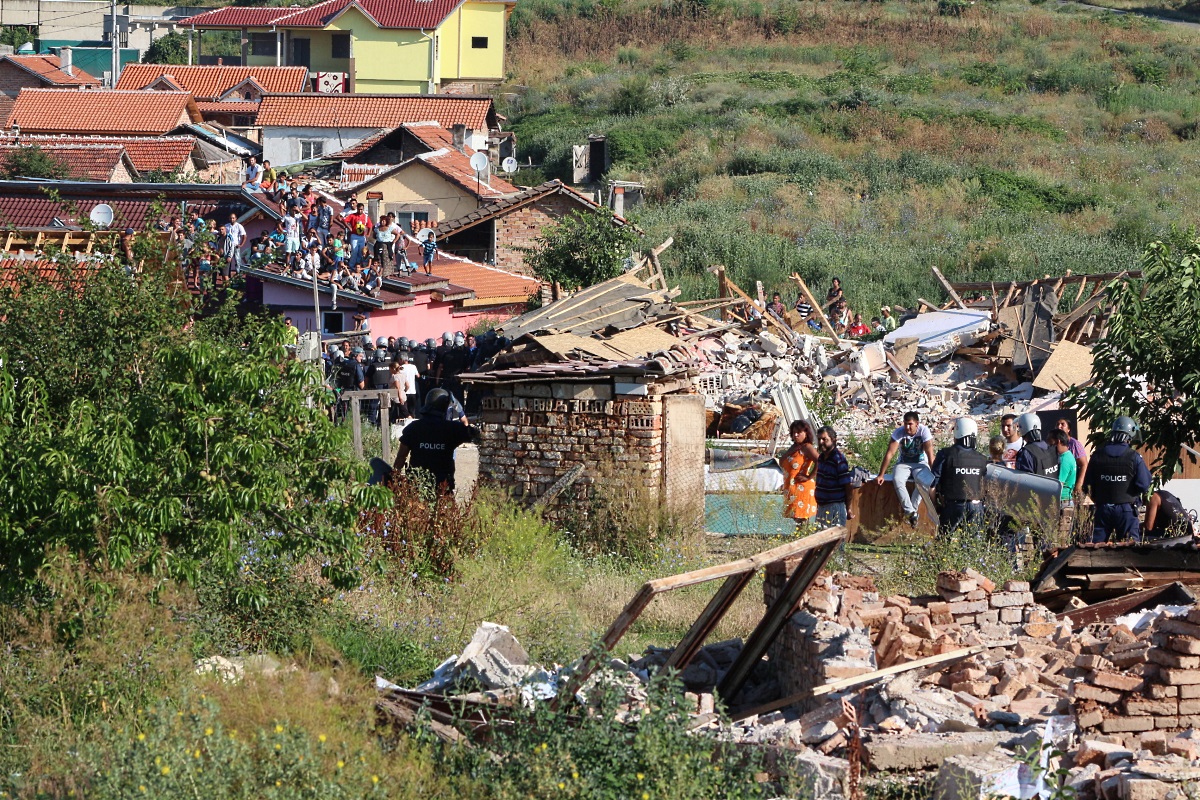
[451,123,470,153]
[60,47,72,77]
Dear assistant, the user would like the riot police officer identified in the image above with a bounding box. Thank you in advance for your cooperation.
[412,338,435,399]
[930,417,989,537]
[368,347,393,425]
[334,347,363,422]
[1014,412,1059,481]
[1083,416,1151,543]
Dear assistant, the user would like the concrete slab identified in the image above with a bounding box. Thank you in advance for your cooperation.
[864,731,1024,772]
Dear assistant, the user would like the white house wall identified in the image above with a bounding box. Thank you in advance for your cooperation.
[262,126,381,167]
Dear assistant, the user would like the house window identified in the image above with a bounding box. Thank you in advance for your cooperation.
[331,33,351,59]
[471,36,488,49]
[300,140,325,161]
[249,32,275,56]
[321,311,344,334]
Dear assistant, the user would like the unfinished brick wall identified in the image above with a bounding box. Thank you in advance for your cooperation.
[491,193,583,276]
[476,381,666,523]
[0,62,42,97]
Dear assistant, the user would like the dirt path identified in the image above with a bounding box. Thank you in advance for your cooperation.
[1060,0,1200,30]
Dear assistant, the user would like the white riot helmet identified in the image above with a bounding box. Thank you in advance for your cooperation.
[454,332,465,347]
[953,417,978,449]
[442,331,453,345]
[1016,412,1043,443]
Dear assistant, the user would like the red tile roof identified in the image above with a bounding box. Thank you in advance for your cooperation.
[437,179,629,237]
[255,94,495,131]
[326,128,390,160]
[0,142,132,181]
[418,147,519,197]
[193,100,263,116]
[0,132,197,174]
[115,64,308,100]
[180,0,503,31]
[6,90,203,136]
[0,258,100,293]
[3,55,99,87]
[395,237,538,302]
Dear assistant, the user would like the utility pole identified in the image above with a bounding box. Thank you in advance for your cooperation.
[110,0,118,87]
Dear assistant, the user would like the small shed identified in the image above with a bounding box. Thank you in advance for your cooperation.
[461,358,706,528]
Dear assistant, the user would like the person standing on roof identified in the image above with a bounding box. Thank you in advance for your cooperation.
[421,232,438,274]
[1083,416,1152,543]
[342,201,373,270]
[875,411,936,528]
[224,212,246,275]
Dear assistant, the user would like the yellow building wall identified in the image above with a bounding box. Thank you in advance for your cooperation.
[368,166,479,222]
[329,8,435,93]
[437,2,507,81]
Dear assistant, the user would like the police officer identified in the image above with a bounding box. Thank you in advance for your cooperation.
[367,347,393,425]
[930,417,989,537]
[440,331,469,402]
[413,338,436,398]
[1083,416,1151,543]
[334,347,362,422]
[433,331,454,387]
[1144,489,1195,540]
[1014,412,1059,481]
[391,388,481,492]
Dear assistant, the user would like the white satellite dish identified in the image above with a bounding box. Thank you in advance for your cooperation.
[501,156,518,174]
[469,152,489,173]
[416,228,435,243]
[89,204,114,229]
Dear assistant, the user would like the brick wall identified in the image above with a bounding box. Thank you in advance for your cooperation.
[492,193,584,276]
[0,62,41,98]
[475,380,667,523]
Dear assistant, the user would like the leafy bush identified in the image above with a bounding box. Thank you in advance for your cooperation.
[972,167,1099,214]
[522,208,642,290]
[610,75,654,115]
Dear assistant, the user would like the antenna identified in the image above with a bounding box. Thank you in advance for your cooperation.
[501,156,518,174]
[89,204,114,229]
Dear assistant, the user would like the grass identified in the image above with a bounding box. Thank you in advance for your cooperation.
[502,0,1200,315]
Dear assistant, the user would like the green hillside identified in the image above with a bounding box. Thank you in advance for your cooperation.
[501,0,1200,315]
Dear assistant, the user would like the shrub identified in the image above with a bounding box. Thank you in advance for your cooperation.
[972,167,1099,214]
[610,75,654,115]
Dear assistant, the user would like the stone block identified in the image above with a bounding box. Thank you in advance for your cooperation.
[1075,654,1111,671]
[1002,580,1030,592]
[962,568,996,593]
[1101,716,1155,733]
[1160,618,1200,639]
[931,751,1022,800]
[1153,715,1180,729]
[949,600,988,616]
[1075,740,1131,768]
[792,751,849,800]
[1149,648,1200,670]
[1122,697,1177,716]
[1119,776,1172,800]
[937,573,977,594]
[1023,622,1057,638]
[1000,607,1023,624]
[1077,707,1104,729]
[864,732,1023,772]
[1158,667,1200,686]
[1180,684,1200,699]
[1092,671,1144,692]
[1072,683,1123,705]
[989,592,1033,608]
[1166,635,1200,656]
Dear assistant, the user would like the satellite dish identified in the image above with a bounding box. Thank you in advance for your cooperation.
[17,42,33,54]
[416,228,435,243]
[89,204,114,229]
[469,152,489,173]
[501,156,518,174]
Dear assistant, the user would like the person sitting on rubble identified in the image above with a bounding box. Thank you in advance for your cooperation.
[847,313,870,338]
[814,425,855,529]
[880,306,898,333]
[767,293,786,318]
[1082,416,1151,544]
[875,411,936,529]
[930,417,989,538]
[779,419,819,529]
[1144,489,1195,540]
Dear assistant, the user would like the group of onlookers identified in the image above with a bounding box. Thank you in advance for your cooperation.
[763,278,902,340]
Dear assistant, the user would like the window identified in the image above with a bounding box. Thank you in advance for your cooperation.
[249,32,275,56]
[321,311,344,335]
[331,33,351,59]
[471,36,488,49]
[384,205,431,235]
[299,140,325,161]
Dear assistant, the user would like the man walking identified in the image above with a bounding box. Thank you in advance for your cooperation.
[1083,416,1151,543]
[930,418,989,537]
[875,411,936,528]
[814,425,855,528]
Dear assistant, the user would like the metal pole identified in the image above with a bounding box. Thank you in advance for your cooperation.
[312,266,321,341]
[110,0,118,87]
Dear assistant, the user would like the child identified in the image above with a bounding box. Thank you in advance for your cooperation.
[1049,429,1076,507]
[988,435,1007,465]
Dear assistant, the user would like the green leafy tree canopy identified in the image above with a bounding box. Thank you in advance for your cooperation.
[524,209,640,290]
[141,32,188,65]
[1068,233,1200,483]
[2,144,72,180]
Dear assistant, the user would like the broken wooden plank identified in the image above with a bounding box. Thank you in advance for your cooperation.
[732,646,986,721]
[1061,583,1199,627]
[789,273,843,347]
[931,266,968,310]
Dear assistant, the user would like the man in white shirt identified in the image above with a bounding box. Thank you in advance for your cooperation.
[1000,413,1022,468]
[225,213,247,273]
[392,351,421,419]
[875,410,936,528]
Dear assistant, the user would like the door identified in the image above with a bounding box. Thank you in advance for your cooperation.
[292,37,310,68]
[571,144,589,185]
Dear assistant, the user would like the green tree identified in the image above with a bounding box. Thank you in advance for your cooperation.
[0,26,36,50]
[524,209,640,290]
[1,144,72,180]
[141,32,189,65]
[0,254,386,602]
[1068,233,1200,482]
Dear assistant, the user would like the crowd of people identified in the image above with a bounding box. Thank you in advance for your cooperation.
[764,278,902,341]
[778,409,1194,544]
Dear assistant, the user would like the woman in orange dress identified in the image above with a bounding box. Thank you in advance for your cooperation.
[779,419,819,527]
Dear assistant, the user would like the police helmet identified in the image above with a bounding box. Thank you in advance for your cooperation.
[1111,415,1140,444]
[398,336,409,350]
[326,343,338,357]
[1016,412,1042,443]
[421,387,452,416]
[332,350,345,363]
[454,332,466,347]
[442,331,453,345]
[352,346,365,357]
[376,336,387,348]
[425,337,437,349]
[953,417,978,449]
[375,348,388,362]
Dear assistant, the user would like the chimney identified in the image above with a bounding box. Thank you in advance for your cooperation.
[60,47,72,77]
[451,123,466,153]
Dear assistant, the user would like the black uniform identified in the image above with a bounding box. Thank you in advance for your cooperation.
[367,356,392,425]
[397,414,480,490]
[441,345,469,401]
[1085,442,1152,543]
[411,348,432,399]
[930,443,989,536]
[1016,441,1059,481]
[1148,490,1194,539]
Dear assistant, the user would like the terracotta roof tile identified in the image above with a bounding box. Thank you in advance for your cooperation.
[256,94,495,130]
[0,142,130,181]
[193,100,263,116]
[6,90,202,135]
[180,0,490,31]
[395,237,538,302]
[0,182,280,229]
[0,258,100,293]
[326,128,390,160]
[437,179,623,237]
[4,55,99,87]
[417,147,518,197]
[0,132,197,174]
[115,64,308,99]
